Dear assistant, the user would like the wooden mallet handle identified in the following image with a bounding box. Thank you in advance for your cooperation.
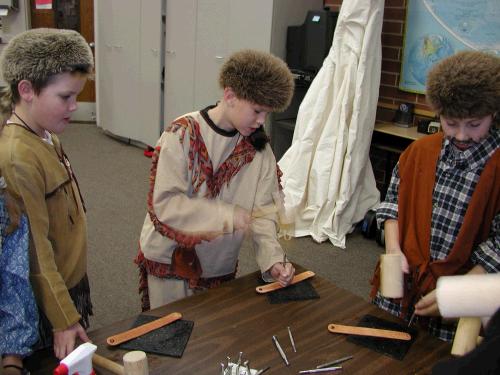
[328,323,411,341]
[106,312,182,346]
[93,353,125,375]
[256,271,315,293]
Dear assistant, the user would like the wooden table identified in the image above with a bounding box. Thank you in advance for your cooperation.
[29,269,450,374]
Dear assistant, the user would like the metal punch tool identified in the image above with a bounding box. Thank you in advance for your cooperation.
[287,326,297,352]
[316,355,353,369]
[254,366,270,375]
[299,366,343,374]
[272,335,290,366]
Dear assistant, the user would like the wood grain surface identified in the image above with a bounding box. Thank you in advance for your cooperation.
[27,267,451,374]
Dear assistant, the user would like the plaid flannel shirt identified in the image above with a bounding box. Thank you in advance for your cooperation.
[374,129,500,341]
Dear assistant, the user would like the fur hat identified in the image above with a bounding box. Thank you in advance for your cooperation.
[1,28,93,85]
[426,51,500,119]
[219,49,294,112]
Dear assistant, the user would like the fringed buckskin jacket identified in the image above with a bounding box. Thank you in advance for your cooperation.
[0,124,87,330]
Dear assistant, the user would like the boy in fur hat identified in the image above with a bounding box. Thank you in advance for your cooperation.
[136,49,296,308]
[371,51,500,341]
[0,28,94,364]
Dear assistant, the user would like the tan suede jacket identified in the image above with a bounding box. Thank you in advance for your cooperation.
[0,124,87,330]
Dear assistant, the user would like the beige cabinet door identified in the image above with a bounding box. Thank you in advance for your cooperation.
[96,0,141,138]
[96,0,162,146]
[95,0,115,133]
[193,0,230,110]
[164,0,197,125]
[111,0,141,139]
[138,0,163,145]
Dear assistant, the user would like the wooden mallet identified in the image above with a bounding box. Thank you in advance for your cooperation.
[93,351,149,375]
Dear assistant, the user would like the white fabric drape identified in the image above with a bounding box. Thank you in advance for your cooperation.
[278,0,384,248]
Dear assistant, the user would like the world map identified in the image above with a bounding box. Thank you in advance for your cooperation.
[400,0,500,94]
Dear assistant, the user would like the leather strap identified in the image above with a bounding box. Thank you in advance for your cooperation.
[106,312,182,346]
[255,271,315,294]
[328,323,411,341]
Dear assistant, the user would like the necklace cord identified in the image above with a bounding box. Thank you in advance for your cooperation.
[9,112,86,212]
[12,111,38,136]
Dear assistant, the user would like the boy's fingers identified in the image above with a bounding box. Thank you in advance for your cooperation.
[415,290,439,316]
[79,328,90,342]
[415,302,439,316]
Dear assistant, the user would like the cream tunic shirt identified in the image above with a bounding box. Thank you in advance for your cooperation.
[140,110,284,278]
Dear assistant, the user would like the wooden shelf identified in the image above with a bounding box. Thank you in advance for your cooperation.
[377,101,436,118]
[374,121,427,141]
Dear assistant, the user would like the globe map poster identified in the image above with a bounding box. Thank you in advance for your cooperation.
[400,0,500,94]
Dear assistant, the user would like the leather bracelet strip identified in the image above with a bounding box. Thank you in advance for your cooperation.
[256,270,315,294]
[106,312,182,346]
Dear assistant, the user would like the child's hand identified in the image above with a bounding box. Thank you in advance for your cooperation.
[399,251,410,274]
[233,206,251,231]
[269,262,296,287]
[415,290,440,316]
[53,322,90,359]
[387,248,410,274]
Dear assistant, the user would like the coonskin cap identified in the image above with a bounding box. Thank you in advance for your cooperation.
[219,49,294,112]
[426,51,500,119]
[1,28,94,85]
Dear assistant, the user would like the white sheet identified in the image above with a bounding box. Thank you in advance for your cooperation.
[278,0,383,248]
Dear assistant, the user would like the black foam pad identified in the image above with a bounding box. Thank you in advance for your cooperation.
[265,279,320,304]
[347,314,417,360]
[119,315,194,357]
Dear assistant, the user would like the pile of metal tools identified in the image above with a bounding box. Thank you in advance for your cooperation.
[219,327,353,374]
[220,352,270,375]
[271,326,353,373]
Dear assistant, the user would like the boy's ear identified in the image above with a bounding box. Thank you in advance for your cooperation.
[223,87,237,107]
[17,80,35,102]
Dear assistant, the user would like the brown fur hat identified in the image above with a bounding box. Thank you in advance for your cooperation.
[426,51,500,119]
[219,49,294,112]
[0,28,93,85]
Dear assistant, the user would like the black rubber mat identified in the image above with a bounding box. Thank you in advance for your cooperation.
[346,314,417,360]
[119,315,194,357]
[265,279,320,304]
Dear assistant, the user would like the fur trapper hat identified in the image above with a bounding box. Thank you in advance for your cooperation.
[1,28,93,85]
[219,49,294,112]
[426,51,500,119]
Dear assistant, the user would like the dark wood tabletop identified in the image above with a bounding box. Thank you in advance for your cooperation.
[28,268,451,374]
